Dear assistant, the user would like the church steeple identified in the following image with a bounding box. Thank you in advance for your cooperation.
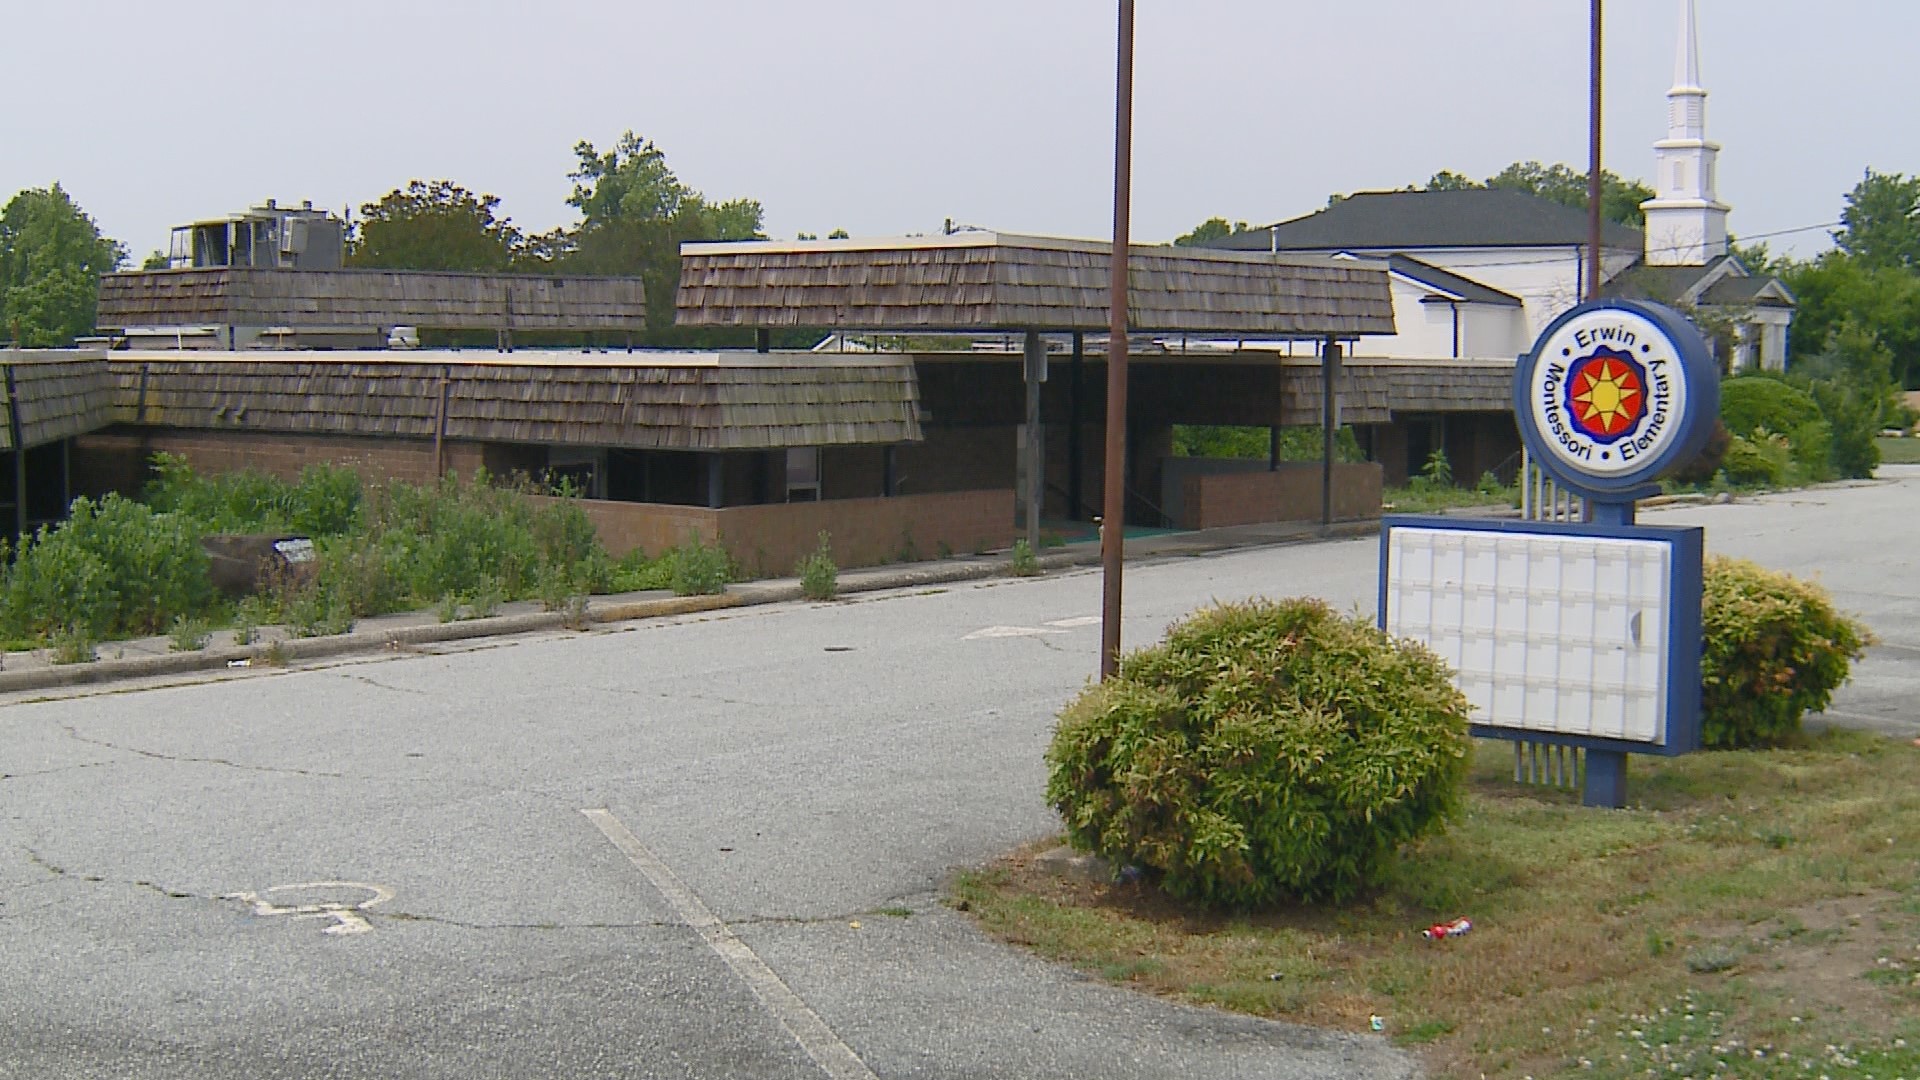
[1640,0,1729,266]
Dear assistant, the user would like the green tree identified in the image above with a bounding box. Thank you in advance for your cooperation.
[1352,162,1656,227]
[559,131,765,346]
[1172,217,1253,246]
[348,179,524,272]
[1783,253,1920,387]
[0,184,125,347]
[1833,168,1920,272]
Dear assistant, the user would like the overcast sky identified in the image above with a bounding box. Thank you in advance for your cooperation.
[6,1,1912,263]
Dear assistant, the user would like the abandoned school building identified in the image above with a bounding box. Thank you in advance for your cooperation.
[0,231,1527,573]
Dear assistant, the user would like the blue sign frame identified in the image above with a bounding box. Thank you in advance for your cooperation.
[1378,514,1705,757]
[1513,299,1721,503]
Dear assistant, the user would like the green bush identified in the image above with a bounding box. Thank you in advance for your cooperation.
[796,532,838,600]
[1699,556,1871,749]
[666,535,731,596]
[1009,538,1040,577]
[1720,377,1822,441]
[144,453,363,536]
[1809,379,1883,478]
[1720,433,1790,487]
[0,494,215,640]
[1045,598,1472,907]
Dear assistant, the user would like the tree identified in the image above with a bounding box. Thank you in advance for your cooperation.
[559,131,766,346]
[348,179,524,272]
[1345,162,1656,228]
[0,184,126,347]
[1783,253,1920,388]
[1172,217,1254,247]
[1833,168,1920,272]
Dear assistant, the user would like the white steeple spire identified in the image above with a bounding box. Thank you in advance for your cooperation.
[1641,0,1729,265]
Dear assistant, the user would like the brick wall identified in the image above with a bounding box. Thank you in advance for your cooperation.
[71,426,494,495]
[529,489,1015,578]
[1177,462,1383,529]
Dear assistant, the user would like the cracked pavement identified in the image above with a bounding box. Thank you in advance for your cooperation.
[3,472,1915,1078]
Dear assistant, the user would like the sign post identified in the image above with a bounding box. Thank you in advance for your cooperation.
[1383,299,1720,808]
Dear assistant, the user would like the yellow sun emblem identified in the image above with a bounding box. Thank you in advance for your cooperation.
[1570,356,1644,437]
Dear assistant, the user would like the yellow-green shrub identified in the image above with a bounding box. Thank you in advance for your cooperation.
[1045,598,1472,907]
[1700,557,1871,748]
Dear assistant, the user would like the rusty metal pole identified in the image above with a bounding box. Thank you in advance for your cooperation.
[1100,0,1136,680]
[1588,0,1604,300]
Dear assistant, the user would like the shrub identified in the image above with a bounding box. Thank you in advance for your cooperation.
[666,535,731,596]
[1669,418,1731,484]
[1008,538,1040,577]
[1809,379,1883,479]
[0,494,214,640]
[168,615,211,652]
[144,453,363,537]
[796,532,838,600]
[1720,433,1790,487]
[1720,377,1822,441]
[1045,598,1472,907]
[1699,557,1871,748]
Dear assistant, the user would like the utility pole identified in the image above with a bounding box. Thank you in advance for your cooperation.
[1588,0,1604,300]
[1100,0,1135,680]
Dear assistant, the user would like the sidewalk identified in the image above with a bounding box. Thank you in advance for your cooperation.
[0,518,1386,694]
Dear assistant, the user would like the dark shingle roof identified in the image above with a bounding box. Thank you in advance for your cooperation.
[1604,256,1794,309]
[1386,255,1523,307]
[1206,189,1644,253]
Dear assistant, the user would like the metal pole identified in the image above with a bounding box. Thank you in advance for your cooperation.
[1100,0,1135,680]
[1321,337,1340,526]
[1588,0,1604,300]
[4,365,23,542]
[1023,330,1046,555]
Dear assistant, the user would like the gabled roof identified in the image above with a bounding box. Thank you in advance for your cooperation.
[1205,188,1645,253]
[1383,255,1523,307]
[1604,255,1795,309]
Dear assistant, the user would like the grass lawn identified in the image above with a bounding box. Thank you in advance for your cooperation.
[1878,436,1920,465]
[951,729,1920,1079]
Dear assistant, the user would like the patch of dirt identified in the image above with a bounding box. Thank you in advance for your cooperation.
[1695,890,1918,1037]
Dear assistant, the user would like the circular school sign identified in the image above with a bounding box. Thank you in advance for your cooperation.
[1514,299,1720,500]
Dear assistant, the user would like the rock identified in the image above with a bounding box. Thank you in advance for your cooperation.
[201,534,319,598]
[1031,845,1115,884]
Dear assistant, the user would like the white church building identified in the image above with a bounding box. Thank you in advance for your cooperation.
[1209,0,1792,372]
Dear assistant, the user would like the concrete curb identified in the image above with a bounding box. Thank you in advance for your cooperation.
[0,520,1381,695]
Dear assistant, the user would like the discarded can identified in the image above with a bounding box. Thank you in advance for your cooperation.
[227,659,252,669]
[1369,1015,1385,1032]
[1421,917,1473,940]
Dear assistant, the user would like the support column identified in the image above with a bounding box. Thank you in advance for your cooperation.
[705,454,724,509]
[1268,426,1281,471]
[1321,337,1341,526]
[1068,331,1084,519]
[882,445,897,497]
[1023,330,1048,553]
[4,365,23,542]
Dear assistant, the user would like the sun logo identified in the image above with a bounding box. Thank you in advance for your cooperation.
[1566,349,1647,440]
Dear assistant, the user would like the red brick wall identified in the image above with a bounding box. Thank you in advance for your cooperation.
[528,489,1015,578]
[1178,462,1383,529]
[72,426,493,495]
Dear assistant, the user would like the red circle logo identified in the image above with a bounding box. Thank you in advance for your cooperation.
[1564,348,1648,443]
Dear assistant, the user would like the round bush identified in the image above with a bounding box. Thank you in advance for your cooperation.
[1700,557,1872,748]
[1720,377,1821,440]
[1045,598,1472,907]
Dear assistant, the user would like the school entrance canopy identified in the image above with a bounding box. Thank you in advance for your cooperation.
[675,232,1398,535]
[675,232,1394,337]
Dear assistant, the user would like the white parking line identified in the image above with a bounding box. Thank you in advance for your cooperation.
[580,809,878,1080]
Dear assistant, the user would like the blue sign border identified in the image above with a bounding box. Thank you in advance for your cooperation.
[1378,514,1705,757]
[1513,299,1721,502]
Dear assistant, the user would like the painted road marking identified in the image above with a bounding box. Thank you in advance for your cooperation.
[1045,616,1101,628]
[223,881,394,936]
[961,625,1067,640]
[581,809,878,1080]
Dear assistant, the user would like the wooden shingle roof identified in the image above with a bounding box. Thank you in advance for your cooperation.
[97,269,647,333]
[675,233,1395,338]
[0,351,116,451]
[110,350,918,451]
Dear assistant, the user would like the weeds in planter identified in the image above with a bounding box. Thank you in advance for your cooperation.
[1009,539,1041,577]
[797,532,838,601]
[49,627,95,665]
[168,616,211,652]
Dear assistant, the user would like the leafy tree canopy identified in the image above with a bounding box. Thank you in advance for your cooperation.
[1333,162,1655,228]
[560,131,766,345]
[348,180,525,273]
[1172,217,1255,247]
[0,184,126,347]
[1833,168,1920,272]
